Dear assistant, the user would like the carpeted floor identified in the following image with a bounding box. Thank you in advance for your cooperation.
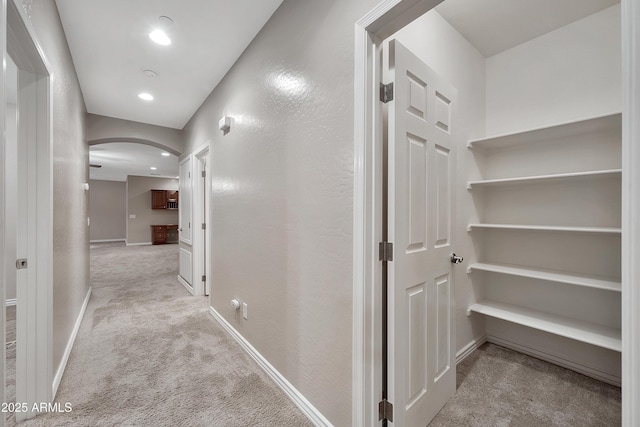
[6,305,16,427]
[16,242,313,427]
[9,242,621,426]
[430,343,621,426]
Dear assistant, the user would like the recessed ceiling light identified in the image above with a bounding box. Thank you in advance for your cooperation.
[149,29,171,46]
[150,167,157,170]
[161,152,170,157]
[138,92,154,101]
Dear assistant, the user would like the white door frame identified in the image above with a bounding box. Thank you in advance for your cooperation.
[5,0,54,420]
[621,0,640,425]
[352,0,640,426]
[193,143,210,297]
[0,1,6,423]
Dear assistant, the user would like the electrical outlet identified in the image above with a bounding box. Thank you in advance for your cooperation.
[242,302,248,320]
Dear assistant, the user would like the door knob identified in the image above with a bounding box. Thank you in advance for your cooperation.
[450,253,463,264]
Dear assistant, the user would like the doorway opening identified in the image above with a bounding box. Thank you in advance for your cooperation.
[194,144,211,297]
[4,0,54,422]
[354,0,629,425]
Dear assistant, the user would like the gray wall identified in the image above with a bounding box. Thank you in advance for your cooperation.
[20,0,90,377]
[181,0,379,423]
[87,113,184,156]
[89,179,126,242]
[126,176,179,245]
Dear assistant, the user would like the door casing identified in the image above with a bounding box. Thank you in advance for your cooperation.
[193,143,211,297]
[4,0,54,421]
[352,0,640,426]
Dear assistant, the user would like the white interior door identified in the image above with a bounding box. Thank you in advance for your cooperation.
[387,39,458,427]
[179,155,192,244]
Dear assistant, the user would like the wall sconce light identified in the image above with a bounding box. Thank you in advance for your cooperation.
[219,116,232,135]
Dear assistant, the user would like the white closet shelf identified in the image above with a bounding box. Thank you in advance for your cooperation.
[467,262,621,292]
[467,169,621,189]
[468,112,621,150]
[468,300,621,352]
[467,223,622,234]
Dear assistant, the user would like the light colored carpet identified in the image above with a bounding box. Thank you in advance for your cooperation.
[10,242,621,426]
[18,242,313,427]
[430,343,621,426]
[6,305,16,427]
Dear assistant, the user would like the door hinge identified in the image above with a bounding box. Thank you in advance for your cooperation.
[380,82,394,103]
[202,223,206,230]
[379,242,393,262]
[201,171,206,178]
[379,399,394,422]
[202,275,206,282]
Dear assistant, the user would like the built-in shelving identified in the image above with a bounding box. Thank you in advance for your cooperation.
[467,223,621,234]
[467,112,621,150]
[466,112,622,378]
[468,262,621,292]
[468,300,621,352]
[467,169,621,189]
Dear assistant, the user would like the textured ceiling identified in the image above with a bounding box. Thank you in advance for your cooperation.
[436,0,619,57]
[55,0,284,129]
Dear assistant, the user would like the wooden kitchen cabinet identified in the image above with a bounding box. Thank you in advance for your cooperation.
[151,224,179,244]
[151,190,179,209]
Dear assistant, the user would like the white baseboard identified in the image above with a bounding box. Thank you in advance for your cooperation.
[456,335,487,365]
[90,239,125,243]
[53,287,92,399]
[487,334,621,387]
[177,275,194,295]
[208,307,332,426]
[125,241,152,246]
[6,298,16,307]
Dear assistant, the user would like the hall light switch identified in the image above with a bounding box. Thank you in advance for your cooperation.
[129,214,136,219]
[242,302,248,320]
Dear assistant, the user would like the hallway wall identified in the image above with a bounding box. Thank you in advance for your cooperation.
[89,179,126,242]
[181,0,380,423]
[87,113,184,155]
[19,0,90,378]
[126,176,179,245]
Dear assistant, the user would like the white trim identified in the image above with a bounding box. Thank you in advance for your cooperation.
[456,336,487,365]
[178,155,193,245]
[208,307,332,427]
[177,275,194,296]
[90,239,125,243]
[8,0,54,419]
[125,241,152,246]
[353,1,443,425]
[5,298,16,307]
[622,0,640,424]
[487,335,621,387]
[192,144,210,297]
[52,287,91,399]
[0,0,5,420]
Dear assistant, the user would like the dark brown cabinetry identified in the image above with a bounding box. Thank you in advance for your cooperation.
[151,190,179,209]
[151,224,179,245]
